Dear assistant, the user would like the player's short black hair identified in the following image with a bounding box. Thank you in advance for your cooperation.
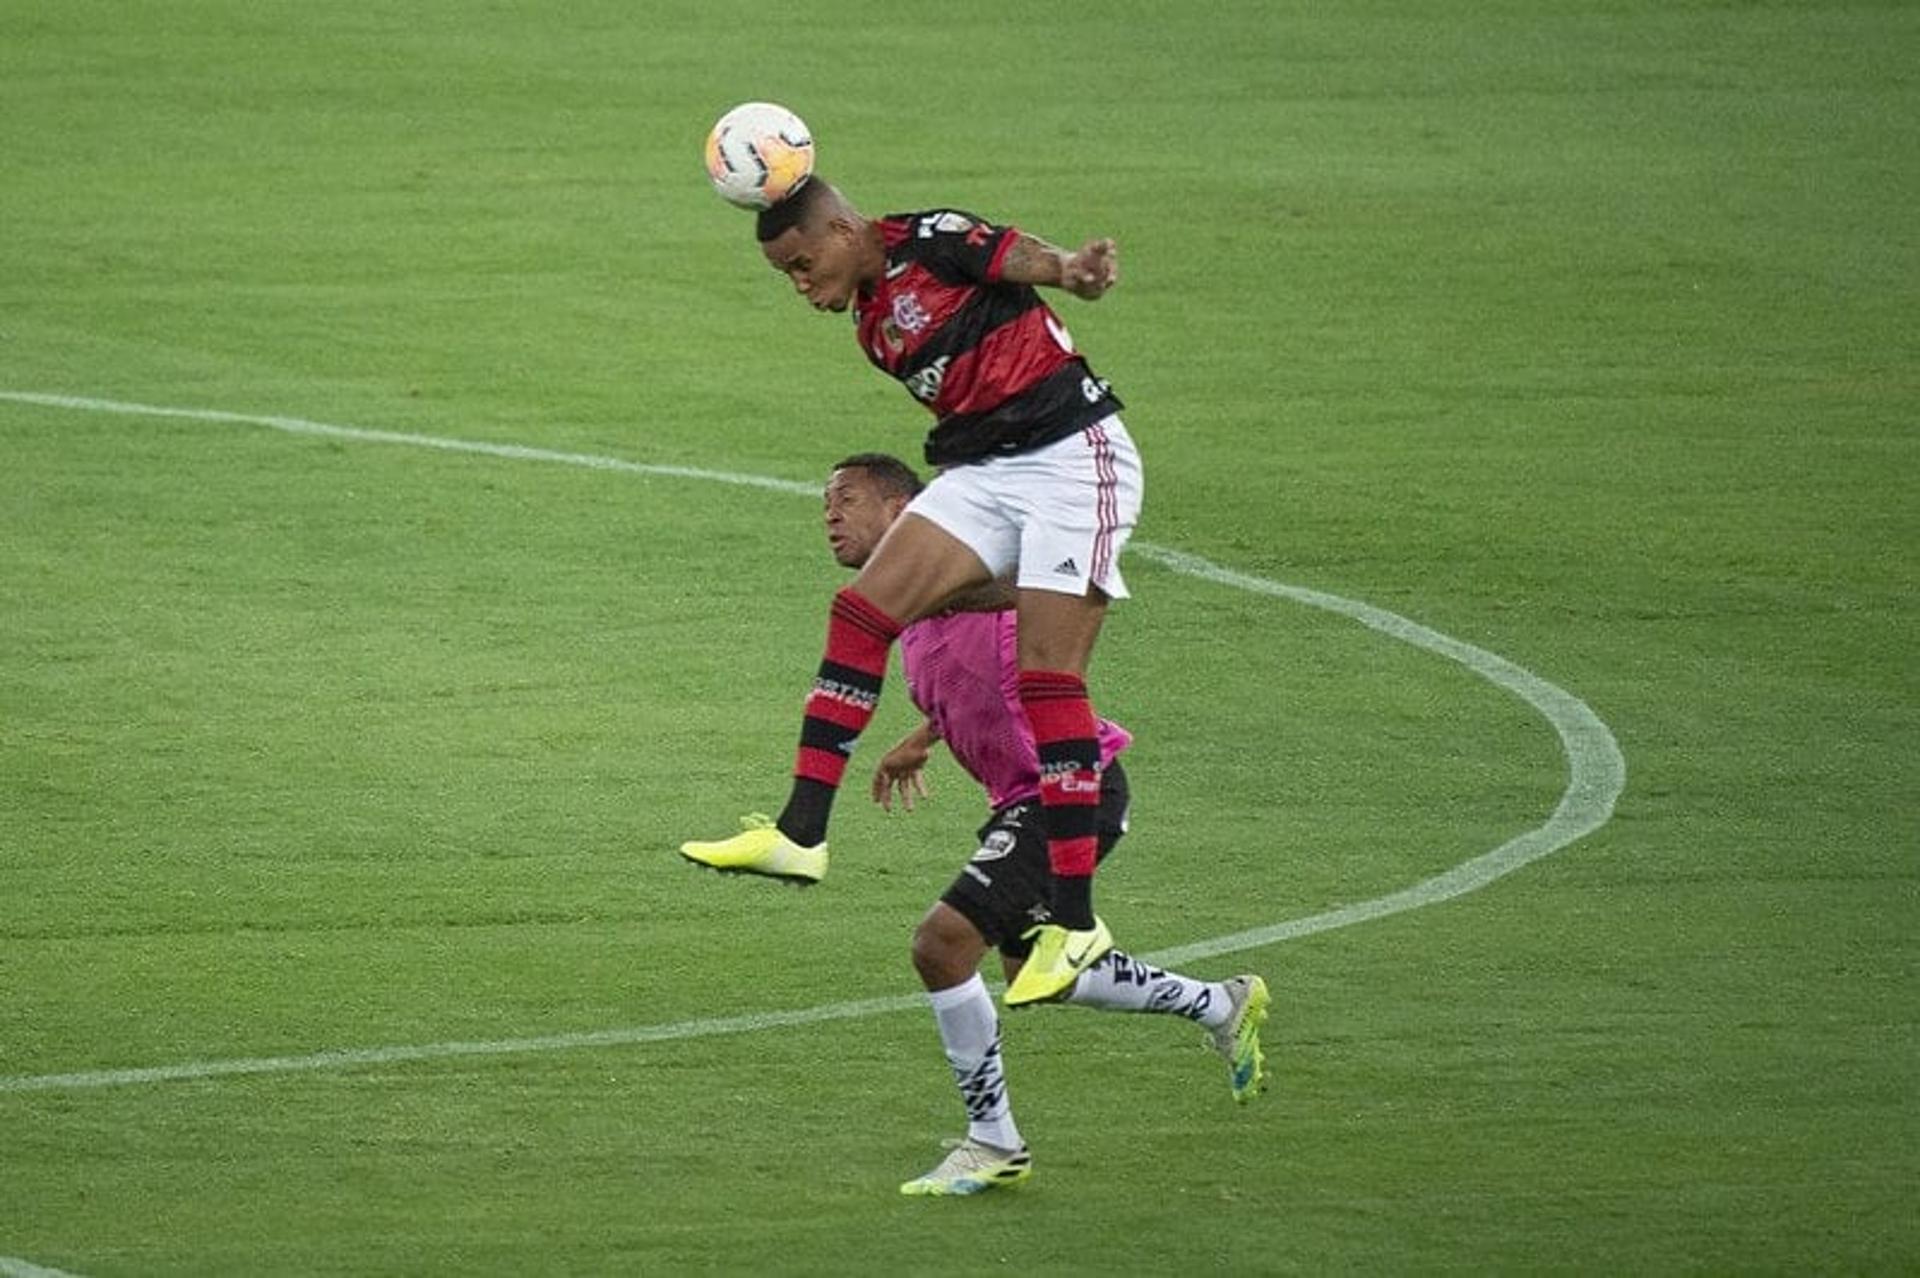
[755,176,825,242]
[831,452,923,498]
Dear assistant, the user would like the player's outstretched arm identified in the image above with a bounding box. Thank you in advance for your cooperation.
[999,232,1119,300]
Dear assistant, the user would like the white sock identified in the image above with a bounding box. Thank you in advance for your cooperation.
[927,973,1022,1151]
[1064,949,1231,1028]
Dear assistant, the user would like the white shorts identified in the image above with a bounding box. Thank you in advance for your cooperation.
[906,415,1143,599]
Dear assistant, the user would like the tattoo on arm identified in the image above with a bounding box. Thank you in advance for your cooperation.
[998,232,1066,285]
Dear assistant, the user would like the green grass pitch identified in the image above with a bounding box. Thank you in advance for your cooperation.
[2,1,1915,1273]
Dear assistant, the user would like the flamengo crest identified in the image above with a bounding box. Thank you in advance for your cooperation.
[891,292,932,335]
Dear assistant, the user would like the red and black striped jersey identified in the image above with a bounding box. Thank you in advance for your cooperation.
[856,209,1122,467]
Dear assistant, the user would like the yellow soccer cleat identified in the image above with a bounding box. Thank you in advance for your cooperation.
[1210,974,1271,1102]
[1003,917,1113,1007]
[899,1138,1032,1197]
[679,813,827,885]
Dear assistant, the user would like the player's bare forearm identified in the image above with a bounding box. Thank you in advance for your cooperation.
[998,232,1068,285]
[1000,232,1119,300]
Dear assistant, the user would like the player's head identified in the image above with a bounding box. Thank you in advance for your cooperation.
[758,179,878,314]
[824,453,922,569]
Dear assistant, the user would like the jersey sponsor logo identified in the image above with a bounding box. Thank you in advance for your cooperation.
[905,354,951,404]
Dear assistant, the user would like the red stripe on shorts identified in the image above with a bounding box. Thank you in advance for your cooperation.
[1087,421,1119,587]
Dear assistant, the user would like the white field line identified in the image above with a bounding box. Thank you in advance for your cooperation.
[0,391,819,496]
[0,997,923,1094]
[1123,544,1626,967]
[0,390,1626,1093]
[0,1256,87,1278]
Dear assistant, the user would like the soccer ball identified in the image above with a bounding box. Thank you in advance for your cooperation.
[703,102,815,210]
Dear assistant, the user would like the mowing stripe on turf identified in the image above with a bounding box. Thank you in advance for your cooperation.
[0,390,1626,1094]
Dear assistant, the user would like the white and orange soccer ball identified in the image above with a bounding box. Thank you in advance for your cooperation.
[703,102,815,210]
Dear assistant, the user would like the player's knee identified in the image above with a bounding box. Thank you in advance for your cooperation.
[910,910,979,989]
[909,923,955,985]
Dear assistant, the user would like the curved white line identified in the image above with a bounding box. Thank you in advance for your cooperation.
[0,390,1625,1092]
[1126,544,1624,968]
[0,1257,87,1278]
[0,391,820,495]
[0,996,926,1094]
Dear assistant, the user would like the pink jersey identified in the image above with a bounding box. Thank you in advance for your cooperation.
[897,609,1131,811]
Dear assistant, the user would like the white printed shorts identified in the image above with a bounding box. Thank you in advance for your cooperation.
[906,415,1143,599]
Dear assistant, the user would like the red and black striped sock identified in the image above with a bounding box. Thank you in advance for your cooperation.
[777,587,902,847]
[1018,668,1101,930]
